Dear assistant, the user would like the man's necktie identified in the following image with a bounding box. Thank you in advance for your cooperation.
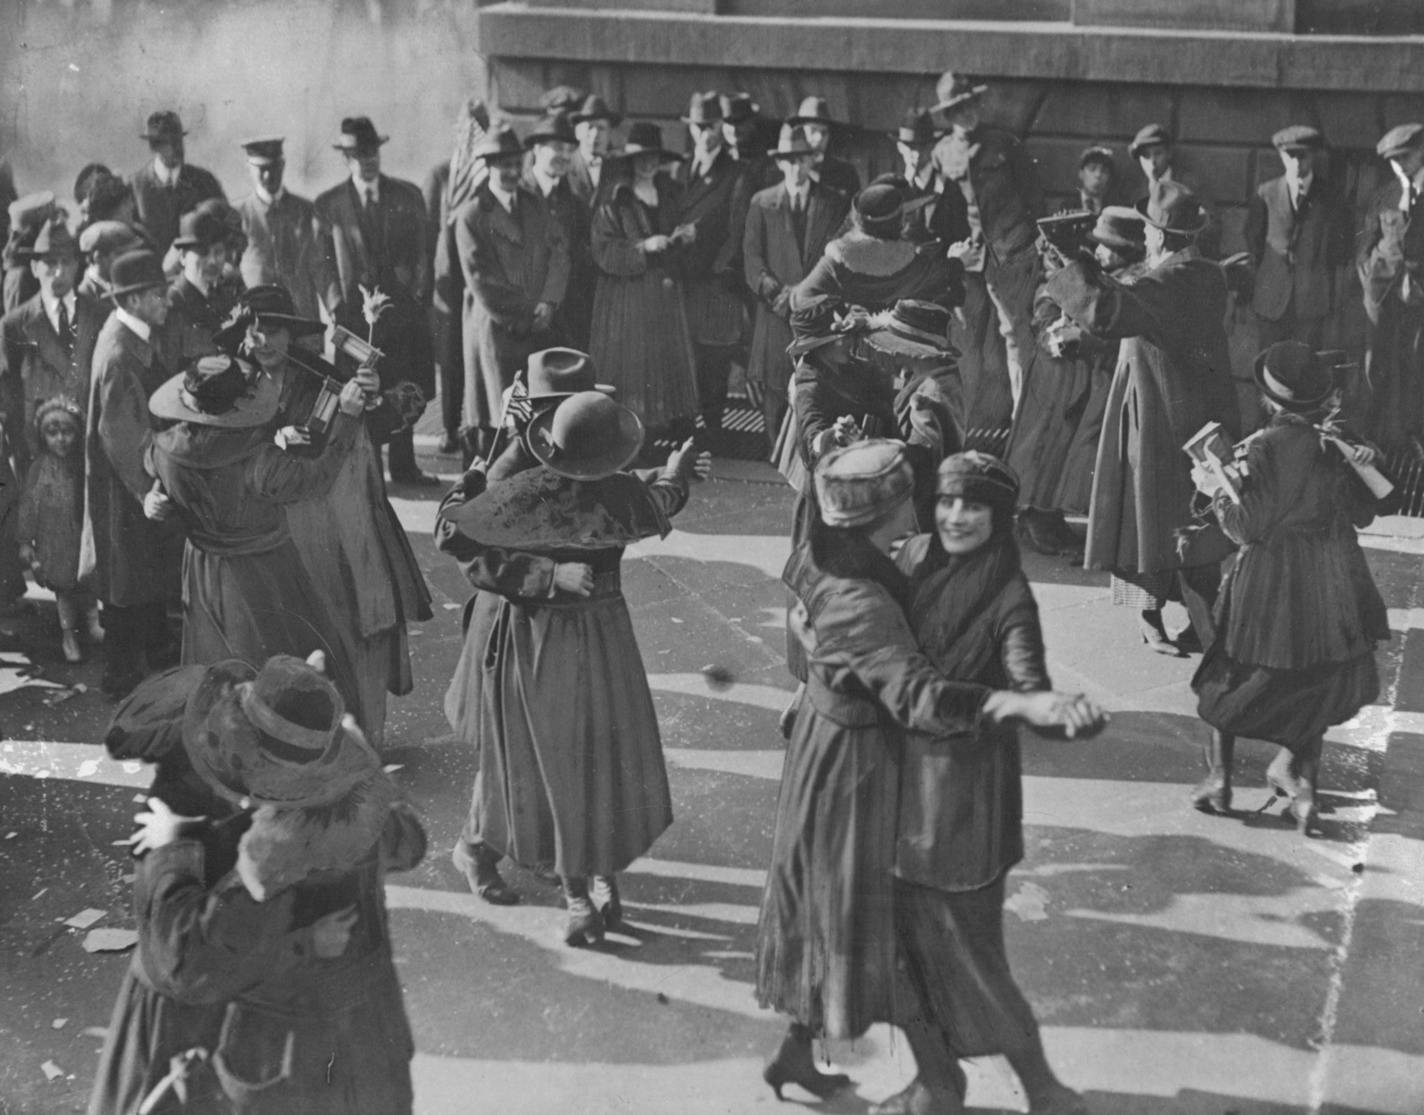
[56,301,72,359]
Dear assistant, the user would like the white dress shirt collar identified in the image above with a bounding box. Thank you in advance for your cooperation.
[153,158,182,187]
[115,306,152,342]
[531,167,560,199]
[488,180,517,214]
[352,174,380,205]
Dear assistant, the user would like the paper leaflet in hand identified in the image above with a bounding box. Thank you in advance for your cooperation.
[1183,421,1241,504]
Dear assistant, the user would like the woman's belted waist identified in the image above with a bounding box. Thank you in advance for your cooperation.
[186,525,290,557]
[805,673,883,728]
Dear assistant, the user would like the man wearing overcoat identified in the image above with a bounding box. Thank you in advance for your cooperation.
[522,112,593,350]
[236,137,328,322]
[129,111,226,256]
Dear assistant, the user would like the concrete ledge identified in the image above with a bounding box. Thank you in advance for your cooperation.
[476,5,1424,93]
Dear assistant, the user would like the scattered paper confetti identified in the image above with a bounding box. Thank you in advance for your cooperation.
[41,1061,63,1082]
[30,888,47,902]
[5,832,16,839]
[382,764,405,774]
[76,759,100,779]
[82,928,137,953]
[51,1018,67,1030]
[442,602,462,610]
[63,909,105,930]
[83,1027,108,1040]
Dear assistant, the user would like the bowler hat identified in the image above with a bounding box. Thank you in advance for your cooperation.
[540,85,587,114]
[213,284,326,354]
[572,94,622,127]
[472,124,525,163]
[896,109,939,147]
[788,96,837,127]
[172,209,227,252]
[1129,123,1172,158]
[1273,125,1325,152]
[1090,205,1146,253]
[20,219,78,262]
[1377,122,1424,161]
[720,92,760,125]
[1253,341,1334,412]
[241,136,285,165]
[769,124,816,159]
[149,354,279,428]
[615,121,683,162]
[108,249,167,299]
[333,116,388,153]
[936,450,1020,511]
[523,348,615,400]
[1079,144,1116,170]
[141,111,187,144]
[863,299,959,361]
[932,73,988,115]
[852,182,907,229]
[8,191,57,233]
[683,91,724,126]
[524,111,578,148]
[78,220,144,257]
[1138,179,1209,236]
[814,439,914,529]
[527,391,644,480]
[183,655,382,809]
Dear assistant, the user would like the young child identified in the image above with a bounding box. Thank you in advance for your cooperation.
[17,396,100,662]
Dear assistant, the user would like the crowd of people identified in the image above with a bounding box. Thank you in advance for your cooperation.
[0,67,1405,1115]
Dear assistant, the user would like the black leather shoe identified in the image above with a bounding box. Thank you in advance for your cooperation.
[451,841,520,905]
[590,875,622,928]
[437,432,459,455]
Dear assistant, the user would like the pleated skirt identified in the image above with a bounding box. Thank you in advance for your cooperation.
[589,270,700,429]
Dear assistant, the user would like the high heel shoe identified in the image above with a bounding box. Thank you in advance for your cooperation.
[590,875,622,928]
[451,842,520,906]
[763,1029,851,1101]
[1189,774,1231,815]
[1138,613,1185,657]
[562,895,605,946]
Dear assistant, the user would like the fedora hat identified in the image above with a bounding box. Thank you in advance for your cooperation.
[1138,179,1209,236]
[540,85,587,114]
[527,391,644,479]
[78,220,144,257]
[334,115,388,153]
[1129,122,1172,158]
[933,72,988,115]
[1377,122,1424,161]
[814,439,914,528]
[863,299,959,361]
[149,354,279,428]
[213,284,326,354]
[473,123,525,163]
[615,121,683,162]
[523,348,614,401]
[1090,204,1147,253]
[183,656,381,809]
[241,136,285,165]
[896,109,939,147]
[108,249,167,299]
[1253,341,1335,412]
[788,96,837,127]
[572,94,622,127]
[171,208,227,252]
[936,450,1020,512]
[720,92,760,125]
[524,111,578,148]
[682,91,724,126]
[141,110,187,144]
[8,191,57,233]
[20,218,78,262]
[769,123,816,159]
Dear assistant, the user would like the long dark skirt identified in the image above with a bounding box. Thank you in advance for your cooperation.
[893,873,1040,1059]
[1193,644,1380,749]
[755,700,900,1040]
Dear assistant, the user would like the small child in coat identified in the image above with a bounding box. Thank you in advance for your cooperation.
[16,396,101,662]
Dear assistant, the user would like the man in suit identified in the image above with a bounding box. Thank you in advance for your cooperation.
[743,125,850,445]
[455,124,570,460]
[0,220,106,476]
[1358,122,1424,451]
[77,220,144,301]
[788,96,861,196]
[235,137,327,323]
[1077,145,1117,214]
[675,91,745,436]
[1128,122,1219,259]
[1245,126,1351,352]
[316,115,435,484]
[569,95,621,209]
[165,209,228,363]
[523,112,593,352]
[82,249,181,696]
[129,111,226,256]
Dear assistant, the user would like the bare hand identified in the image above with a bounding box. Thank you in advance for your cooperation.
[352,364,381,397]
[672,222,697,244]
[129,798,205,856]
[275,425,312,451]
[18,542,41,585]
[831,415,864,447]
[666,437,712,482]
[143,482,175,523]
[1189,462,1215,495]
[337,379,366,417]
[1352,443,1378,466]
[642,235,671,254]
[553,562,595,597]
[1007,690,1108,737]
[310,905,358,959]
[946,238,977,263]
[532,302,554,332]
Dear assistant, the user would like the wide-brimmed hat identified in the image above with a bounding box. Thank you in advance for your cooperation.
[525,111,578,148]
[141,110,186,144]
[788,96,837,127]
[1253,341,1335,412]
[896,109,939,147]
[149,354,279,428]
[473,124,525,163]
[527,391,644,479]
[78,220,144,257]
[1129,122,1172,158]
[720,92,760,125]
[1273,125,1324,153]
[213,284,326,353]
[769,124,816,159]
[1377,122,1424,161]
[108,249,167,299]
[682,91,724,126]
[1138,179,1209,236]
[933,72,988,116]
[8,191,56,233]
[572,94,622,127]
[172,209,227,252]
[183,656,382,809]
[333,115,388,153]
[1090,204,1147,253]
[523,348,615,400]
[19,218,78,262]
[863,299,959,361]
[241,136,285,165]
[936,450,1020,511]
[815,439,914,528]
[615,121,683,162]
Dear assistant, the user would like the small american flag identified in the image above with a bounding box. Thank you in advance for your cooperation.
[446,99,492,216]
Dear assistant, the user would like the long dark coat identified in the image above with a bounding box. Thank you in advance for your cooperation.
[1356,180,1424,447]
[523,169,595,350]
[455,183,571,431]
[1047,251,1239,575]
[130,161,227,254]
[1246,174,1352,343]
[673,148,744,347]
[165,276,225,363]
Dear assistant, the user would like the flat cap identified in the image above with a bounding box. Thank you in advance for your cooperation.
[241,137,285,164]
[78,220,144,256]
[1129,123,1171,157]
[8,191,57,231]
[1378,123,1424,160]
[1273,125,1325,151]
